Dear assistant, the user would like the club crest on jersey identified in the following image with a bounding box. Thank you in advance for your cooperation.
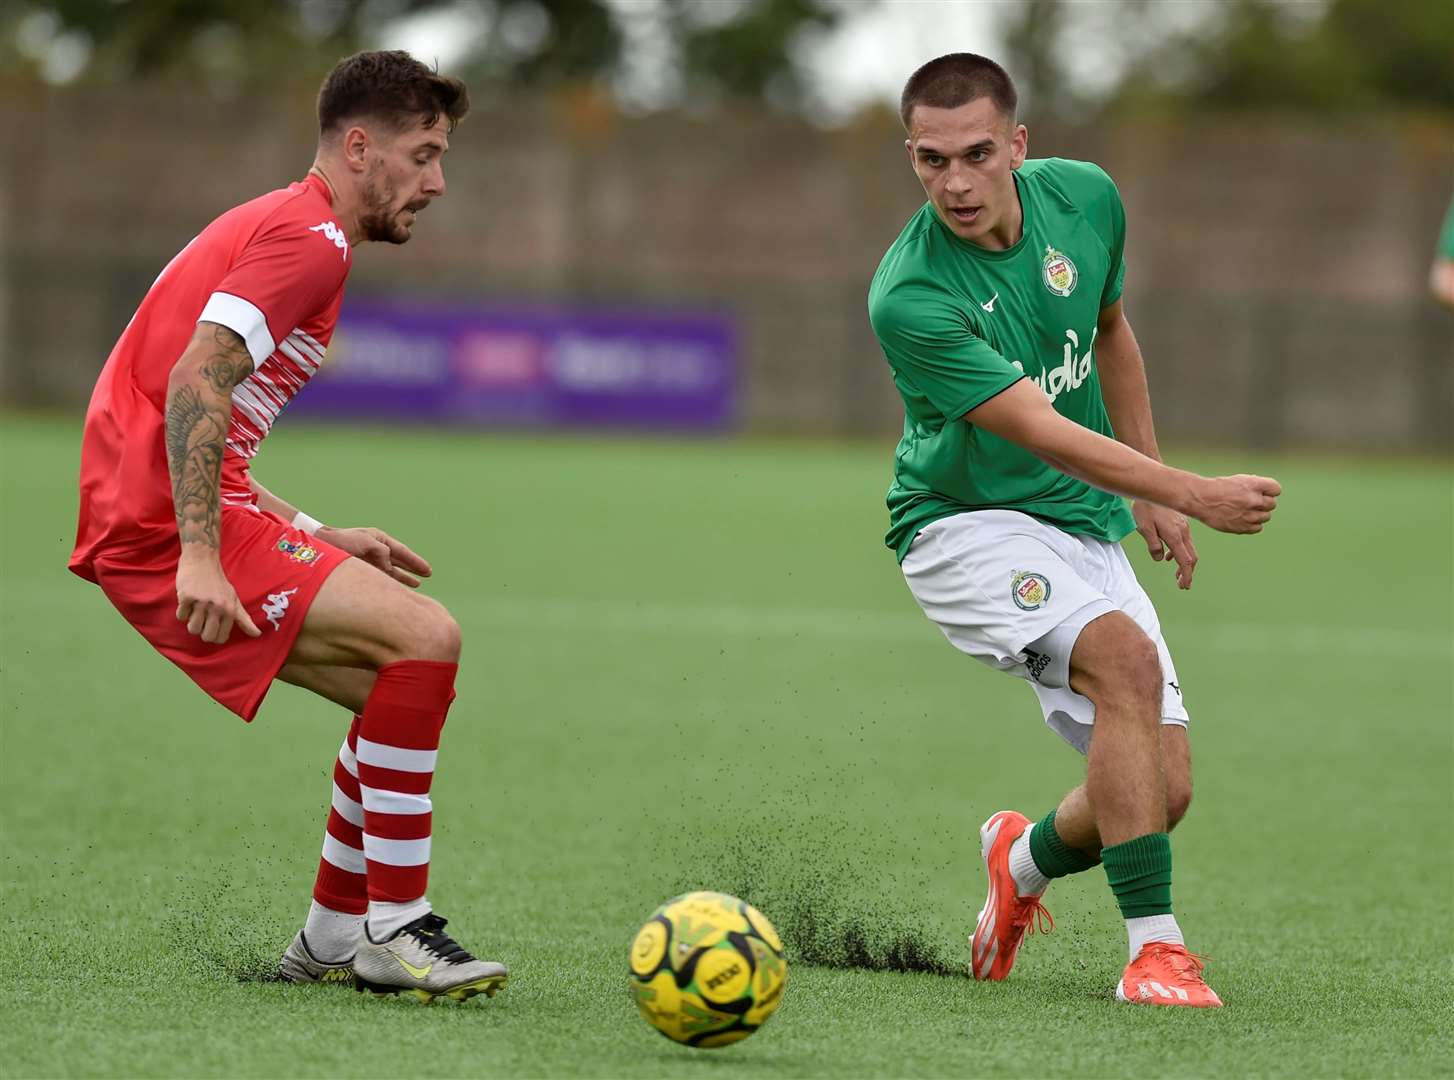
[1042,245,1077,297]
[276,535,321,565]
[309,221,350,261]
[1011,570,1052,611]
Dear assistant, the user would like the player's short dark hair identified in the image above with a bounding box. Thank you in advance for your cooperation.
[899,53,1017,130]
[317,50,469,138]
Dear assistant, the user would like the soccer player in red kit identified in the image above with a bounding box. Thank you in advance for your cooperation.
[69,51,506,1003]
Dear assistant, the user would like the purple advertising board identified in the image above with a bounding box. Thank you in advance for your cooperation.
[286,298,737,430]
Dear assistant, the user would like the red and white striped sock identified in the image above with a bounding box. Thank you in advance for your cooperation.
[356,660,457,942]
[304,715,368,962]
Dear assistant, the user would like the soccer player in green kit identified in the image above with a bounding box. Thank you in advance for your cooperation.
[870,53,1283,1007]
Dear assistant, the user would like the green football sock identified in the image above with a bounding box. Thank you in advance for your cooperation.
[1028,809,1101,879]
[1101,833,1174,920]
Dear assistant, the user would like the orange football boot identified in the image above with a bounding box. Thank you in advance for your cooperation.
[1115,942,1223,1007]
[970,810,1053,981]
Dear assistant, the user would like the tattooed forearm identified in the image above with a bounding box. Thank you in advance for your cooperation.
[198,324,251,395]
[165,385,227,548]
[165,324,251,551]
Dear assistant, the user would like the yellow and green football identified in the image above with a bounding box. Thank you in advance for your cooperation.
[628,891,788,1048]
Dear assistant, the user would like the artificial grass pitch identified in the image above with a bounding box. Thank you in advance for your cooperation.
[1,415,1450,1078]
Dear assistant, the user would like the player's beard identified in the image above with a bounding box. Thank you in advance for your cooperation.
[358,167,412,245]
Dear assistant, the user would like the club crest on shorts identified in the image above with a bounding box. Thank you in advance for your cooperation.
[276,535,320,565]
[1042,245,1077,298]
[1011,570,1052,610]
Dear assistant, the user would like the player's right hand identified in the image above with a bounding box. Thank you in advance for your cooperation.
[175,553,262,643]
[1193,474,1282,534]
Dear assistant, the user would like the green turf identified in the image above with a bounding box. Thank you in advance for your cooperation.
[2,413,1451,1078]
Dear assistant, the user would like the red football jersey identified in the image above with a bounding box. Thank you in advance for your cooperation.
[70,174,351,582]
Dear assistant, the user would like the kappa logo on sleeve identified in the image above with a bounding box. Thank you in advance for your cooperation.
[309,221,350,261]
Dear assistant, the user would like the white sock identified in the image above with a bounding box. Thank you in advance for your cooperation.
[302,900,364,963]
[1126,914,1184,960]
[1008,826,1050,897]
[367,897,431,942]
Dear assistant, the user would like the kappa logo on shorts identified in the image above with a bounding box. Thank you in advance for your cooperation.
[1010,570,1052,611]
[276,534,321,565]
[262,588,299,631]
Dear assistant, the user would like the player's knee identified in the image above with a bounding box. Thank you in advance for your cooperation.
[1077,623,1161,715]
[1166,776,1193,829]
[410,601,461,663]
[1122,634,1163,704]
[376,593,461,665]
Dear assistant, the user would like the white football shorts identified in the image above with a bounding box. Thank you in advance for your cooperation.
[900,508,1188,755]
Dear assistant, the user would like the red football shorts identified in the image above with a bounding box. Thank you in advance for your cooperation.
[90,505,350,721]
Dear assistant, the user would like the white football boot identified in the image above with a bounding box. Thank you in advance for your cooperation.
[353,912,507,1004]
[277,930,355,985]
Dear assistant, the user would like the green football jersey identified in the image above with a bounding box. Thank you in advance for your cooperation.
[869,157,1138,561]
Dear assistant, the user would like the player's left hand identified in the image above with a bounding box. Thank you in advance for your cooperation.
[1132,500,1198,589]
[318,526,432,588]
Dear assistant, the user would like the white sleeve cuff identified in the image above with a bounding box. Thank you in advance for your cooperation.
[291,511,323,535]
[198,292,275,366]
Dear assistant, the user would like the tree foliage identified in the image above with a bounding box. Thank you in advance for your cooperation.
[1111,0,1454,115]
[4,0,1450,116]
[669,0,840,105]
[3,0,843,107]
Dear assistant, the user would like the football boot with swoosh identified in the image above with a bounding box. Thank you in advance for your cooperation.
[970,810,1054,980]
[353,912,507,1003]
